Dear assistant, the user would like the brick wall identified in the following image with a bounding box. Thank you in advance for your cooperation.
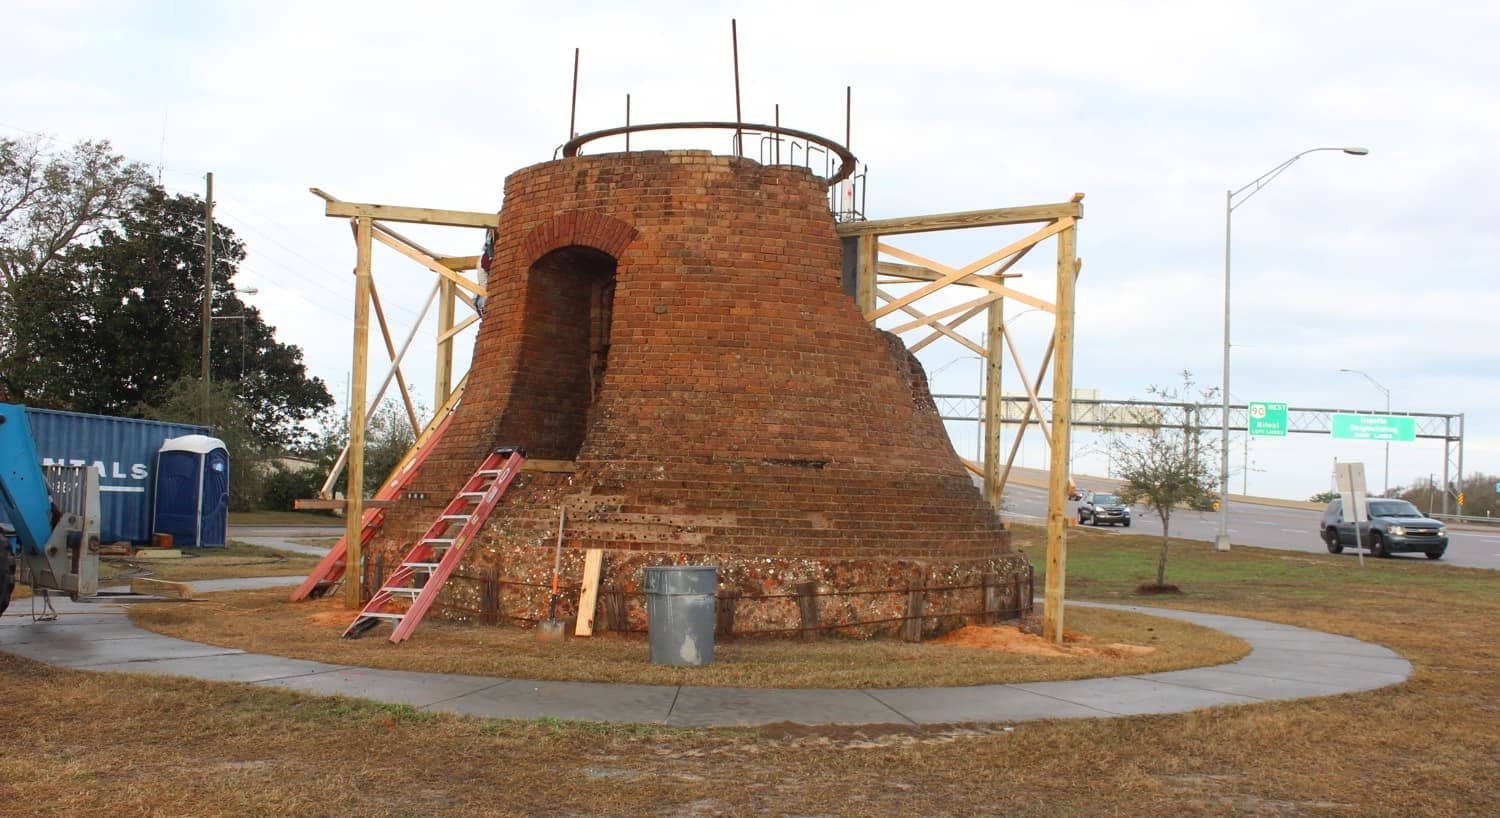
[371,150,1025,630]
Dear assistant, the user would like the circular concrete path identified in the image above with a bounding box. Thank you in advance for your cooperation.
[0,576,1411,727]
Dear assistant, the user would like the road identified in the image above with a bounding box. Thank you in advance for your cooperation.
[999,483,1500,571]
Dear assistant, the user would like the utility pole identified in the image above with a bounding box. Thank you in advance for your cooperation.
[200,171,214,425]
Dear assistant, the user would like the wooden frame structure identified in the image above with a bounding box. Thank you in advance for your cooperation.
[836,195,1083,642]
[313,189,496,610]
[317,189,1082,641]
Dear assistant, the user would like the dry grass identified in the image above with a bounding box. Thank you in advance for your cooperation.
[128,588,1241,688]
[98,540,322,584]
[2,524,1497,816]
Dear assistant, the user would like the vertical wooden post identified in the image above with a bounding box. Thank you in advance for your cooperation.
[345,216,373,610]
[715,588,740,639]
[1044,220,1078,643]
[602,585,626,632]
[795,581,820,642]
[902,578,925,642]
[983,299,1004,511]
[434,276,456,408]
[855,234,878,315]
[981,571,999,624]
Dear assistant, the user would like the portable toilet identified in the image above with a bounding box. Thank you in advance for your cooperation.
[152,435,229,548]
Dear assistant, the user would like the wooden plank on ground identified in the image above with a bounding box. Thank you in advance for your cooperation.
[574,549,604,637]
[130,577,194,600]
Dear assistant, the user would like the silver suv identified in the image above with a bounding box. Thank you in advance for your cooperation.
[1079,491,1132,527]
[1320,498,1447,559]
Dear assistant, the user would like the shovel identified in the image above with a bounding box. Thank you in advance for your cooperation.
[536,505,569,642]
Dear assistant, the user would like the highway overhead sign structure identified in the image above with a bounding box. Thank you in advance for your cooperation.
[1331,413,1416,442]
[1247,401,1288,436]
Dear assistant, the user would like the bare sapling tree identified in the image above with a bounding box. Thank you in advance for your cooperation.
[1108,372,1220,590]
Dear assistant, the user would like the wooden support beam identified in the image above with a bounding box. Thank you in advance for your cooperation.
[1044,220,1079,644]
[437,313,478,344]
[434,277,456,408]
[855,234,878,315]
[877,261,1024,285]
[909,299,993,355]
[996,336,1055,499]
[868,223,1064,321]
[875,287,987,356]
[984,300,1004,511]
[440,255,480,270]
[372,228,485,297]
[295,498,395,510]
[366,277,420,433]
[887,290,1002,336]
[835,200,1083,237]
[1004,326,1054,445]
[325,201,501,229]
[346,217,374,610]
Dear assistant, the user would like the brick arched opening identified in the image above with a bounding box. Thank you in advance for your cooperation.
[513,245,617,460]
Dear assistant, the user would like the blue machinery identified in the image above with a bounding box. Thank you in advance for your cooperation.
[0,404,100,614]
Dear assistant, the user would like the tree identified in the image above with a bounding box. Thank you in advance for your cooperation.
[0,134,153,286]
[0,182,332,447]
[1397,472,1498,519]
[1,135,154,394]
[1108,372,1221,590]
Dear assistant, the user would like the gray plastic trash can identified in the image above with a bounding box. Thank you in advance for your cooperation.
[643,565,717,666]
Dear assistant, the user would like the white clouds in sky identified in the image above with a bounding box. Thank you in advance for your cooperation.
[3,0,1497,498]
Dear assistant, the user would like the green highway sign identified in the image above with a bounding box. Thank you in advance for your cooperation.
[1247,401,1288,436]
[1331,413,1416,442]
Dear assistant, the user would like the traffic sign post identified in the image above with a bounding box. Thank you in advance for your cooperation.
[1248,402,1288,436]
[1334,462,1369,567]
[1330,413,1416,442]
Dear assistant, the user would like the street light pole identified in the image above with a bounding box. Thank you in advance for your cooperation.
[1217,146,1368,552]
[1339,368,1392,495]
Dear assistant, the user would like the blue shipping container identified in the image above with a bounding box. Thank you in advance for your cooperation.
[0,405,209,544]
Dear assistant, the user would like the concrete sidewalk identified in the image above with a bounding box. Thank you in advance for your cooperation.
[0,576,1410,727]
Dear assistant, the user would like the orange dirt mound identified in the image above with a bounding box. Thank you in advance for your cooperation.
[932,625,1156,659]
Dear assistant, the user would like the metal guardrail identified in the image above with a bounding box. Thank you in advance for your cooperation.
[1430,513,1500,527]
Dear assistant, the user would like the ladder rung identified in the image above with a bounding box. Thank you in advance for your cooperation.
[459,492,486,498]
[440,514,472,521]
[403,562,440,571]
[361,611,405,620]
[476,469,503,476]
[423,538,456,545]
[380,586,422,596]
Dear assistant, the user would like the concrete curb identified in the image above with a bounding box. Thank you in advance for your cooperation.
[0,576,1410,727]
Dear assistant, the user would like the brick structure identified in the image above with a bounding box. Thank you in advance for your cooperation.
[372,149,1030,638]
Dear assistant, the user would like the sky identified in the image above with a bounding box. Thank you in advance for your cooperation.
[4,0,1497,502]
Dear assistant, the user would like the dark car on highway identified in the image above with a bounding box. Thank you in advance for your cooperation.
[1320,497,1447,559]
[1078,491,1131,527]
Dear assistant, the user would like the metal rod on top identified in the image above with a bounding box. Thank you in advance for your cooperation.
[732,19,743,156]
[569,47,580,140]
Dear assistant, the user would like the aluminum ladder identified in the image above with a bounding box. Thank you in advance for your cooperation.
[342,447,525,643]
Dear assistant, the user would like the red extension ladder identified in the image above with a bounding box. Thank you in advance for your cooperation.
[288,411,458,602]
[342,448,526,643]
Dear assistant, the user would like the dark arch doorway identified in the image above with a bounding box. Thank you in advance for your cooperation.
[516,245,617,460]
